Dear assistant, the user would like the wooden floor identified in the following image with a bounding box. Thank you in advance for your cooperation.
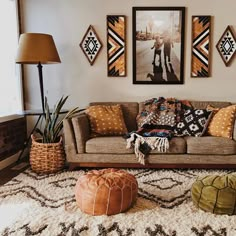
[0,160,29,186]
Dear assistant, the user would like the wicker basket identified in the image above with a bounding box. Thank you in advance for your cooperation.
[30,135,65,174]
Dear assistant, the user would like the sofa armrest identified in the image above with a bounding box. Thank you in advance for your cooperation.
[233,120,236,141]
[63,113,90,161]
[71,113,90,153]
[63,117,77,163]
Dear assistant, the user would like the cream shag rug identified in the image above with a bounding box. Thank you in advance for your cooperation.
[0,168,236,236]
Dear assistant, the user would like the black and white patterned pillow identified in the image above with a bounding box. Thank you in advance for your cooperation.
[174,109,212,137]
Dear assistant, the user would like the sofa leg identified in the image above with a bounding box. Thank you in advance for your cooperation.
[68,163,78,171]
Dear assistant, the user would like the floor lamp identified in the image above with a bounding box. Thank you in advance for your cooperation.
[15,33,61,163]
[15,33,61,113]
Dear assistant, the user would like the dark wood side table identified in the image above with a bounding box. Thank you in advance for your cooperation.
[16,109,68,163]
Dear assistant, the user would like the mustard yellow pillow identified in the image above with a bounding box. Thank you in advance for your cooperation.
[85,105,127,137]
[207,105,236,138]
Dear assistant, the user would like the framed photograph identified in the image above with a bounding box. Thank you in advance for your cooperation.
[191,16,212,77]
[80,25,103,65]
[132,7,185,84]
[216,25,236,67]
[107,15,126,77]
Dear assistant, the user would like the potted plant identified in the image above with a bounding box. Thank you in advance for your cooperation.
[30,96,79,174]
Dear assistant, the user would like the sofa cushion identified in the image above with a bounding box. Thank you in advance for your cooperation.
[86,137,186,154]
[207,105,236,139]
[185,136,236,155]
[90,102,139,132]
[150,137,186,154]
[85,105,127,137]
[86,137,134,154]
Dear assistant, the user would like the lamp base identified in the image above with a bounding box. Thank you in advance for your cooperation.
[37,62,45,114]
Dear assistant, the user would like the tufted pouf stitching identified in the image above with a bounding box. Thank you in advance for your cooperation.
[75,168,138,215]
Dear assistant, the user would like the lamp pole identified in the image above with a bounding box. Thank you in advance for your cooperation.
[37,62,45,114]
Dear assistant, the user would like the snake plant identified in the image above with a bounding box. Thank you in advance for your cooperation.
[35,96,79,143]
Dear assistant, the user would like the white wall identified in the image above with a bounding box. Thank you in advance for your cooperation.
[21,0,236,110]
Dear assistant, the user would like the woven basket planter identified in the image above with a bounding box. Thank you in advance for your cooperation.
[30,135,65,174]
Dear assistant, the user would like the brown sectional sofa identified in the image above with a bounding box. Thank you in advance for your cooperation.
[63,101,236,170]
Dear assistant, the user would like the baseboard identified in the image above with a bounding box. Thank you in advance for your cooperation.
[0,152,20,170]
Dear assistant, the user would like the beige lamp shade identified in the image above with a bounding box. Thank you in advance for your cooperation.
[15,33,61,64]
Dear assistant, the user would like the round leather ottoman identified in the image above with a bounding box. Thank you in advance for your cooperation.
[191,174,236,215]
[75,168,138,215]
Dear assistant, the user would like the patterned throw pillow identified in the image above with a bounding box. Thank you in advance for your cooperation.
[206,105,236,139]
[85,105,127,137]
[174,109,212,137]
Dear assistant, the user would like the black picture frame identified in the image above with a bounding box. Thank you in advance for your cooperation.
[132,7,185,84]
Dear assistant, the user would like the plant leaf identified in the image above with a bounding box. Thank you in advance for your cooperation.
[35,128,43,136]
[36,95,79,143]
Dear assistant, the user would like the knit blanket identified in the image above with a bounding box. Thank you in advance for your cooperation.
[126,97,192,165]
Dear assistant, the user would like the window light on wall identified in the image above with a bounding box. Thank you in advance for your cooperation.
[0,0,23,116]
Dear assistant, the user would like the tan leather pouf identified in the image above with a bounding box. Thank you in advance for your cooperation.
[75,168,138,215]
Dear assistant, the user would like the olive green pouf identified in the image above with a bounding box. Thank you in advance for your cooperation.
[191,174,236,215]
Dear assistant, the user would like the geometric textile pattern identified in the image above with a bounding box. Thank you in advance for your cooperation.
[75,168,138,215]
[140,111,176,129]
[85,104,128,137]
[107,15,126,76]
[191,16,211,77]
[207,105,236,138]
[80,25,103,65]
[174,109,212,137]
[1,169,236,235]
[216,25,236,66]
[1,168,236,235]
[191,174,236,215]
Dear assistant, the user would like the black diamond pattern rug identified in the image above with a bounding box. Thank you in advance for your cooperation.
[0,168,235,235]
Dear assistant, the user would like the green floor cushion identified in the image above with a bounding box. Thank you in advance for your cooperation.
[191,174,236,215]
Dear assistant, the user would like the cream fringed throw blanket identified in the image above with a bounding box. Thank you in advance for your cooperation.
[126,97,192,165]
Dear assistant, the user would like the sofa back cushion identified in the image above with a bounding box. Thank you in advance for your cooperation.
[190,101,231,109]
[89,102,139,132]
[139,100,231,112]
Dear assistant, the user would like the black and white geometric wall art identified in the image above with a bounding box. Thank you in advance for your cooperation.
[80,25,103,65]
[216,25,236,67]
